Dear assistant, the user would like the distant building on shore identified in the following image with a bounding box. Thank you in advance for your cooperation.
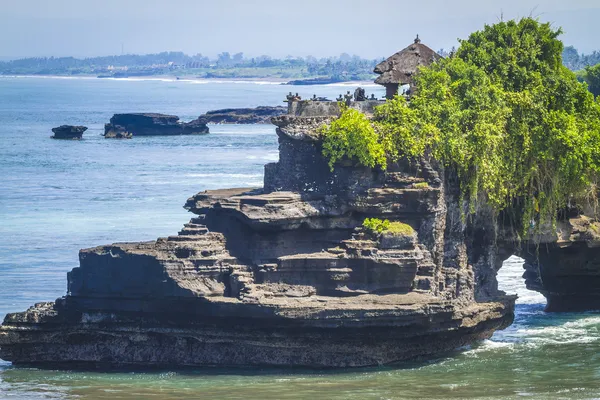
[374,36,443,99]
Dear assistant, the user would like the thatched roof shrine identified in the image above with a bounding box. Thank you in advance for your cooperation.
[374,36,443,99]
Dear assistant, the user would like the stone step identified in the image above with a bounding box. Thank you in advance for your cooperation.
[413,275,435,291]
[415,263,437,276]
[184,223,207,229]
[167,234,213,242]
[190,216,206,224]
[384,173,427,188]
[191,258,222,267]
[377,250,421,259]
[178,226,209,236]
[341,239,378,249]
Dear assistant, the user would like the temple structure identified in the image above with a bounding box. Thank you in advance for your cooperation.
[374,36,443,99]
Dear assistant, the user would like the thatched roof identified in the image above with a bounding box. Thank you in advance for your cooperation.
[374,36,442,86]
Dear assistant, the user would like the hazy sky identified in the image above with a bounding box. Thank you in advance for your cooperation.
[0,0,598,60]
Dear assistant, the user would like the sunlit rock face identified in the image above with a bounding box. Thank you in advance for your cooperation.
[0,107,518,369]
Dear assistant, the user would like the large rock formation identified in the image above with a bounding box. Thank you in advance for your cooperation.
[198,106,287,124]
[519,215,600,311]
[51,125,87,139]
[0,109,517,368]
[104,113,209,138]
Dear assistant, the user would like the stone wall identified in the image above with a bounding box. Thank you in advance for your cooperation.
[287,100,384,117]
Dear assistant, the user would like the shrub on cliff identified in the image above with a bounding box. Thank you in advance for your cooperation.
[324,18,600,233]
[320,106,387,170]
[363,218,414,236]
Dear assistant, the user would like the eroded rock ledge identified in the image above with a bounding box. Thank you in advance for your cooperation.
[0,113,517,368]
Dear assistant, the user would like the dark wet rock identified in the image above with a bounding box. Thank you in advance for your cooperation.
[51,125,87,140]
[103,113,209,138]
[198,106,286,124]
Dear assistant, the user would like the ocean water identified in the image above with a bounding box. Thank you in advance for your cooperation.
[0,76,599,399]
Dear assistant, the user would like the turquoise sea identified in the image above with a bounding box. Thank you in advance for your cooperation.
[0,76,599,399]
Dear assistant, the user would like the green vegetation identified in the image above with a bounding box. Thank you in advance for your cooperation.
[583,64,600,98]
[413,182,429,189]
[323,18,600,233]
[363,218,415,236]
[0,51,379,81]
[320,106,386,170]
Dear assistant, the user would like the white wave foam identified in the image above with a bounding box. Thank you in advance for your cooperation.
[513,316,600,345]
[0,75,100,81]
[462,339,516,356]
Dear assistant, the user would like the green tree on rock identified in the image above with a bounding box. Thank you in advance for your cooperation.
[584,63,600,97]
[321,18,600,233]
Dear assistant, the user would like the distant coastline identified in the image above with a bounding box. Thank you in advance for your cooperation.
[0,74,380,87]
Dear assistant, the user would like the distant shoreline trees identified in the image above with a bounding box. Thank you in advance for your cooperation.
[0,51,385,81]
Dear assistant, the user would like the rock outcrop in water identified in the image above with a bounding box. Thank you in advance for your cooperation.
[0,103,518,368]
[104,113,209,138]
[198,106,286,124]
[51,125,87,139]
[518,215,600,312]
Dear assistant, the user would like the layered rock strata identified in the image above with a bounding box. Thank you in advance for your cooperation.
[0,113,516,368]
[104,113,209,138]
[51,125,87,139]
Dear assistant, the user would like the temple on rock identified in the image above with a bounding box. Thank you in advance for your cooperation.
[1,36,597,369]
[374,35,443,99]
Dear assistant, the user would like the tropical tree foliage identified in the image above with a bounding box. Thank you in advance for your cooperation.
[584,63,600,98]
[321,18,600,232]
[320,106,386,170]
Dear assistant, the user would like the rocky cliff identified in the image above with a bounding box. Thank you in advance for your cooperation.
[0,111,520,368]
[104,113,209,138]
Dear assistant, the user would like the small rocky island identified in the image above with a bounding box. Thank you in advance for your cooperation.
[104,113,209,138]
[51,125,88,140]
[197,106,286,124]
